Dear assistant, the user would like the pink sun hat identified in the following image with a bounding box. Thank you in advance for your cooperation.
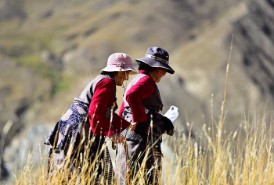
[101,53,137,74]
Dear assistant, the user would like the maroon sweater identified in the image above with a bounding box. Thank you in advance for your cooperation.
[119,70,158,123]
[88,76,130,136]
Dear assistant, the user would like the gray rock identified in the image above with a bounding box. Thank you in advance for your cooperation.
[3,124,52,182]
[233,0,274,104]
[0,0,27,21]
[62,47,102,74]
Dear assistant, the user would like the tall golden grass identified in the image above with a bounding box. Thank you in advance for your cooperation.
[12,41,274,184]
[11,109,274,185]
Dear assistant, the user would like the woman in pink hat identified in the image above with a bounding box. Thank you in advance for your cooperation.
[45,53,136,183]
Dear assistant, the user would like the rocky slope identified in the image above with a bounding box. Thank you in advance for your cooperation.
[233,0,274,104]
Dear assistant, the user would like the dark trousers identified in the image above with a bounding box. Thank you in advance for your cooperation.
[48,136,114,185]
[81,136,114,185]
[127,138,162,184]
[115,133,162,185]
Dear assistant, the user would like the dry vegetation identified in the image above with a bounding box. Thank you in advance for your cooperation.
[11,109,274,185]
[12,65,274,185]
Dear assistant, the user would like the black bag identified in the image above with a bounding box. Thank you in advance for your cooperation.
[151,113,174,137]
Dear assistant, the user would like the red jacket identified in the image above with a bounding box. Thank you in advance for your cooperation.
[88,75,130,136]
[119,70,157,123]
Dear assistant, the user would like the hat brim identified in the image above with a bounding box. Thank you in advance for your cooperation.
[136,58,175,74]
[101,66,137,74]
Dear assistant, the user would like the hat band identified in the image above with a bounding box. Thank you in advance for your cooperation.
[145,54,169,64]
[108,63,134,68]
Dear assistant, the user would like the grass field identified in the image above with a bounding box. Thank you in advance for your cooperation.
[12,62,274,184]
[11,109,274,185]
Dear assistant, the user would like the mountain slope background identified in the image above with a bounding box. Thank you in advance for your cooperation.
[1,0,274,181]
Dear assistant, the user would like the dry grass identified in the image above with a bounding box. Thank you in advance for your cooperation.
[11,47,274,184]
[9,111,274,185]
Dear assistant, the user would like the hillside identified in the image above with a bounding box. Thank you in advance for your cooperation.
[2,0,274,182]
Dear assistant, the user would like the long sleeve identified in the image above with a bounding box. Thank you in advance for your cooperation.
[88,78,130,136]
[125,75,156,123]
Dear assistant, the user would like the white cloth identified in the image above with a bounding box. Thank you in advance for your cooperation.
[164,106,179,123]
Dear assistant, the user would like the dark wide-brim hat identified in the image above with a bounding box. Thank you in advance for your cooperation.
[136,46,175,74]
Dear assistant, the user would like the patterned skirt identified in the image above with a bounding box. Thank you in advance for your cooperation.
[45,100,89,149]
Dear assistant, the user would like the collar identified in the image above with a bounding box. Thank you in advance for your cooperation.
[139,70,149,75]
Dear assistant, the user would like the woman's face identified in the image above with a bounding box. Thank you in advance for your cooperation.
[115,71,130,86]
[154,68,166,83]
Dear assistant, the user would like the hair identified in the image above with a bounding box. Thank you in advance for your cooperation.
[138,62,156,72]
[100,71,118,75]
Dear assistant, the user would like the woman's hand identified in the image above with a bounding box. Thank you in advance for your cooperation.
[111,134,126,143]
[128,122,137,131]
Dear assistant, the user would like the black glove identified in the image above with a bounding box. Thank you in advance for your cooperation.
[125,130,143,142]
[124,122,149,142]
[161,115,174,136]
[152,113,174,136]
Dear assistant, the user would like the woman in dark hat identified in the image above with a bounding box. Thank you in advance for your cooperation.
[115,47,175,185]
